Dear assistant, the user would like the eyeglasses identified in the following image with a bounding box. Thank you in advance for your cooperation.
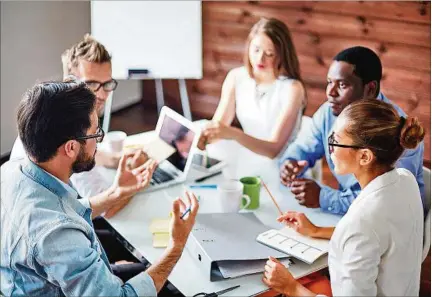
[84,79,118,92]
[75,126,105,143]
[328,132,365,154]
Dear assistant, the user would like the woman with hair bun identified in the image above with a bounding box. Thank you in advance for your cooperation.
[263,99,425,296]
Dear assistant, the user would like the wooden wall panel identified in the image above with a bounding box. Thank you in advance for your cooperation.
[142,1,431,163]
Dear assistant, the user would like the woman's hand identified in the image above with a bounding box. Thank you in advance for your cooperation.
[203,121,236,143]
[263,256,299,295]
[277,211,318,237]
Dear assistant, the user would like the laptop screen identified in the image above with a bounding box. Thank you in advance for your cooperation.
[158,114,196,172]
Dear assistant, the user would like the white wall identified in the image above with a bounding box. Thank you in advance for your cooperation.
[0,1,141,156]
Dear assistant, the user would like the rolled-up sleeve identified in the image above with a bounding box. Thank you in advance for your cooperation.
[34,220,157,296]
[319,183,362,215]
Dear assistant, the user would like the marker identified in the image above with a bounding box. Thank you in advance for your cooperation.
[188,184,217,189]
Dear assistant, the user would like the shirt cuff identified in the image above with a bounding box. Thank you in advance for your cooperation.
[127,271,157,297]
[319,185,334,213]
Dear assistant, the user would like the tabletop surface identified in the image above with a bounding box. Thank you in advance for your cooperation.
[101,127,341,296]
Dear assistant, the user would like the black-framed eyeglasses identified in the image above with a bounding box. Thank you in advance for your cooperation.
[84,79,118,92]
[75,126,105,143]
[328,131,365,154]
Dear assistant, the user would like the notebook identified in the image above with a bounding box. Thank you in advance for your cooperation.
[256,227,329,265]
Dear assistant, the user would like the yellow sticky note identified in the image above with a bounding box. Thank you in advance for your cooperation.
[149,218,170,234]
[152,233,170,248]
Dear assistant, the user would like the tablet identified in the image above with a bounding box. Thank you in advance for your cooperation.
[191,153,226,172]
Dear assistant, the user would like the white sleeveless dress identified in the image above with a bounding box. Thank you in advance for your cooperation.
[233,67,304,157]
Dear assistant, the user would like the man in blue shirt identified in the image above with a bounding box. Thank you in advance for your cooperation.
[1,79,199,296]
[279,46,424,215]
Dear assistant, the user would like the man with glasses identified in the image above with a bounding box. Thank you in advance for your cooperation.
[1,80,199,296]
[9,35,157,282]
[11,34,147,207]
[279,46,424,215]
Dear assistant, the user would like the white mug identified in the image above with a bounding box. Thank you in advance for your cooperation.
[217,180,251,213]
[105,131,127,153]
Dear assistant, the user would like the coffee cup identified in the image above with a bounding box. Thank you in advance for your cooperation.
[240,176,261,210]
[106,131,127,153]
[217,180,251,213]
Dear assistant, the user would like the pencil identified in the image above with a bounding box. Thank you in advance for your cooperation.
[261,179,284,216]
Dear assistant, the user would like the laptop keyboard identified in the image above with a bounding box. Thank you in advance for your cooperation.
[151,167,175,185]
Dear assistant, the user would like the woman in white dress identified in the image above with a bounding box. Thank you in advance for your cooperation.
[263,99,425,296]
[199,18,306,159]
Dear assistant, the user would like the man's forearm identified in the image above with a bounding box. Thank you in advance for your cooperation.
[88,186,119,218]
[146,244,184,292]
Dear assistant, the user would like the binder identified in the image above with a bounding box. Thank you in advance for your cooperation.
[185,213,288,281]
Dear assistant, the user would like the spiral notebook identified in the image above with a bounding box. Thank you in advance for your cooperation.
[256,227,329,265]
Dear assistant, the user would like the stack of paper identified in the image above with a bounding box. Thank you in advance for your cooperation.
[149,218,170,248]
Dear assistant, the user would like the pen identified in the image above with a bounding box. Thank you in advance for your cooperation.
[189,184,217,189]
[194,171,222,183]
[180,206,191,219]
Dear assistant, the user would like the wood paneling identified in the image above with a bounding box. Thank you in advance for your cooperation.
[142,1,431,164]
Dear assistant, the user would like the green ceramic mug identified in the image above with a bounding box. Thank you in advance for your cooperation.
[240,176,261,210]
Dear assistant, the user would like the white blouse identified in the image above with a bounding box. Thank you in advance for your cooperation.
[233,67,304,157]
[328,168,423,296]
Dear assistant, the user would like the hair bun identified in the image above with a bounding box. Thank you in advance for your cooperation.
[400,117,425,149]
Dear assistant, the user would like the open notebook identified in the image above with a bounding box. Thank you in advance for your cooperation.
[256,227,329,265]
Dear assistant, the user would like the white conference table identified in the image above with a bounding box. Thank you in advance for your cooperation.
[100,130,342,296]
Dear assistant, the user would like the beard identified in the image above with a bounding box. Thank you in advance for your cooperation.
[72,146,96,174]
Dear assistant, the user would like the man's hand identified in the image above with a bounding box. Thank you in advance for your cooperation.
[126,149,149,170]
[289,178,321,208]
[263,257,299,295]
[169,191,199,248]
[110,153,157,203]
[95,150,122,169]
[280,160,308,186]
[277,211,318,238]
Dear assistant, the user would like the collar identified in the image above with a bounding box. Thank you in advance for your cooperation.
[352,168,399,207]
[21,158,89,216]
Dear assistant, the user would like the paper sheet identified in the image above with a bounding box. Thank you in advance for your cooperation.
[217,258,292,279]
[124,135,175,163]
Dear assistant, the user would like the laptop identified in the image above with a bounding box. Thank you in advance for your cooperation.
[147,106,200,192]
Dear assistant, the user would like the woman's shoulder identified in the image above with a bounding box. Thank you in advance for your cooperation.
[227,66,248,80]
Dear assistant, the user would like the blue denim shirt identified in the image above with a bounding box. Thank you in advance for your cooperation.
[0,158,157,296]
[279,93,425,215]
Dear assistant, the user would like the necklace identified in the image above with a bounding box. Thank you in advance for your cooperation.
[255,82,276,100]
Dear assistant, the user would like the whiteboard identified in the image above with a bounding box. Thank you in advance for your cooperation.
[91,1,202,79]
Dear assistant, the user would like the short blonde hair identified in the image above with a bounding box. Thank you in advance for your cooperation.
[61,34,111,76]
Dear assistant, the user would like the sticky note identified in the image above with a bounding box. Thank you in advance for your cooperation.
[149,218,170,234]
[153,233,170,248]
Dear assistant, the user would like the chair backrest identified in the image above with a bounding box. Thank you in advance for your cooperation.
[298,115,322,182]
[422,166,431,262]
